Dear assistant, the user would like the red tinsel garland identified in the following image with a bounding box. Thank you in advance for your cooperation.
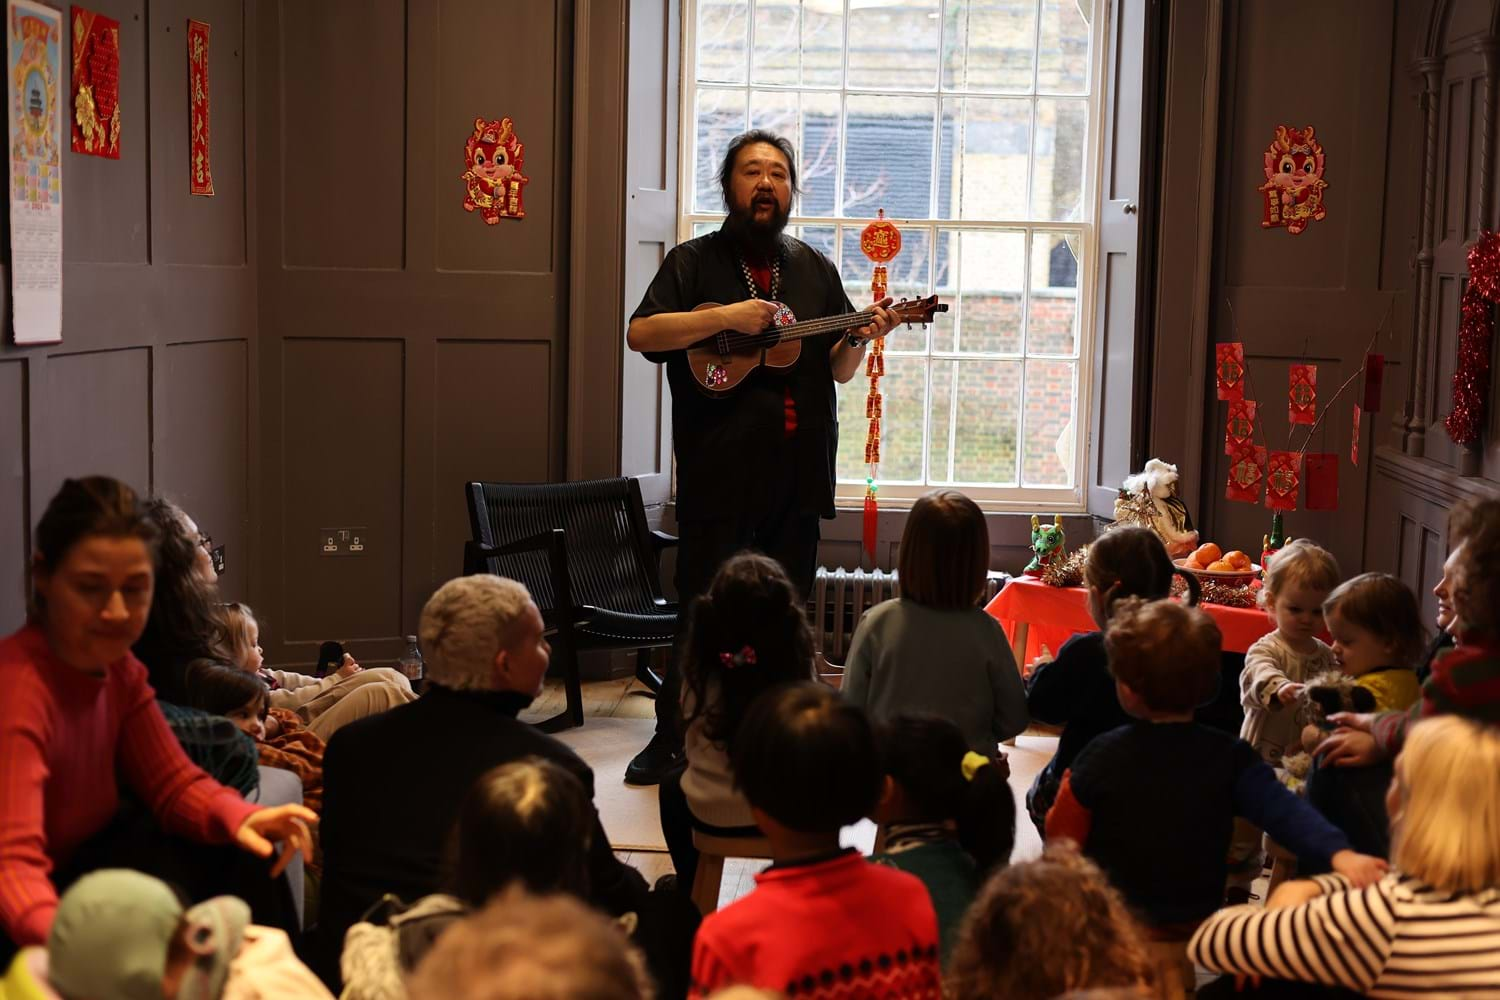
[1445,231,1500,445]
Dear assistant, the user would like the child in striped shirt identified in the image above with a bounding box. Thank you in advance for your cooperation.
[1190,715,1500,998]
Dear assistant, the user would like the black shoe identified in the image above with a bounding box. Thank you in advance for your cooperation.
[653,874,679,893]
[625,735,684,786]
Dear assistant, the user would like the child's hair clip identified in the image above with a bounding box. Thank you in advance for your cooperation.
[718,645,757,669]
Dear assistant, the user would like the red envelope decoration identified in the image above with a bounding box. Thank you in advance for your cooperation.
[1224,399,1258,454]
[1289,364,1317,425]
[1305,453,1339,511]
[1226,444,1266,504]
[1216,343,1246,401]
[1351,404,1361,466]
[188,20,213,196]
[1362,353,1384,413]
[71,7,121,158]
[1265,450,1302,511]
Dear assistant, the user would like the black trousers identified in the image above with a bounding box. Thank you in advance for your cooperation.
[1305,757,1393,863]
[653,492,821,745]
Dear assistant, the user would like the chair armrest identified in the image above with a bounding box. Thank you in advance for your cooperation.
[650,529,678,552]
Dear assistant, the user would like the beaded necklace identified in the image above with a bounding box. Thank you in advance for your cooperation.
[737,248,782,301]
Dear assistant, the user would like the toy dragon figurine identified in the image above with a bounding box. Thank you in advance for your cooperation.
[1025,515,1066,578]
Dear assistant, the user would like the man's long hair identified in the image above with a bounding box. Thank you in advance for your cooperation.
[716,129,801,208]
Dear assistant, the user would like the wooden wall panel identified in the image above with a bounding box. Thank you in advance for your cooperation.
[64,0,149,265]
[280,0,405,269]
[0,362,26,630]
[433,0,557,274]
[430,340,551,579]
[41,349,152,496]
[156,340,250,598]
[278,338,404,645]
[150,0,246,266]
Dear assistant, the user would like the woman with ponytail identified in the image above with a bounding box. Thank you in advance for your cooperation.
[1025,527,1202,832]
[871,714,1016,965]
[657,552,817,890]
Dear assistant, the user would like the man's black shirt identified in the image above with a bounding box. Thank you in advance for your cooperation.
[630,225,855,522]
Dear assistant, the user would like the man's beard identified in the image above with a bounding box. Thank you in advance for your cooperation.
[725,197,790,261]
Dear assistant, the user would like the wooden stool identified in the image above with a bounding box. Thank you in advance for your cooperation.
[690,830,773,915]
[1264,836,1297,896]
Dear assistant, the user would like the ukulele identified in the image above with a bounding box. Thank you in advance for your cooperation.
[684,295,948,397]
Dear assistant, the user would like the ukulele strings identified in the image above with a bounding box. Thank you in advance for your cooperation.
[715,308,891,352]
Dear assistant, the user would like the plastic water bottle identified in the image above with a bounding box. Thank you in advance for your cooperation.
[398,635,424,690]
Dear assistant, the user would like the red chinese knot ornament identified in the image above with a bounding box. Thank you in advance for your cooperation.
[859,210,901,561]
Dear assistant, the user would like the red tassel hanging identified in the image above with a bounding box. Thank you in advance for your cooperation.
[1305,453,1339,511]
[863,492,879,559]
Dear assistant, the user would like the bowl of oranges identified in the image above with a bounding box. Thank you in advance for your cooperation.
[1174,543,1259,582]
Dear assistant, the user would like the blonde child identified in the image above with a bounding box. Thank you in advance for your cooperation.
[220,603,415,742]
[1320,573,1425,713]
[844,490,1028,755]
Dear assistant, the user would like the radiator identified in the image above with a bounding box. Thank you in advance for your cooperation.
[809,567,1010,662]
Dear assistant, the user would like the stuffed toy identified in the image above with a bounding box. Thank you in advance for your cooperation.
[1114,459,1199,558]
[1280,671,1377,792]
[1025,515,1066,577]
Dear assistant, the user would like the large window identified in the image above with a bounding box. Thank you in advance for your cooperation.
[680,0,1102,507]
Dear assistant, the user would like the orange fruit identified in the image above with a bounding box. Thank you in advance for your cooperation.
[1224,550,1251,570]
[1207,559,1236,572]
[1193,542,1222,565]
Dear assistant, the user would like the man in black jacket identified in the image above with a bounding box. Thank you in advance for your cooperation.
[314,574,649,987]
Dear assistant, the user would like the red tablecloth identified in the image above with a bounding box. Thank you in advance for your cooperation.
[985,575,1273,665]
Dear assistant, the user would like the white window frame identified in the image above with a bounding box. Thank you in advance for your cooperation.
[676,1,1111,512]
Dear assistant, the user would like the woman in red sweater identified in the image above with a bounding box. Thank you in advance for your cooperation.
[0,477,315,953]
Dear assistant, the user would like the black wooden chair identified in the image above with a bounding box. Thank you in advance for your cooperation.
[463,478,679,732]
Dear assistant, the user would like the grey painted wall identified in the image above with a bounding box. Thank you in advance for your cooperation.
[0,0,258,630]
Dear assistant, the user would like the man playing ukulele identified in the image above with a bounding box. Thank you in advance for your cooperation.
[624,130,899,785]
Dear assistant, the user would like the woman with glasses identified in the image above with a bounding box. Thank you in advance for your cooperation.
[0,477,316,960]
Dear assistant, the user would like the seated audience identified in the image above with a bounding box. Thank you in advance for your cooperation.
[2,868,330,999]
[314,574,647,988]
[945,845,1159,1000]
[1190,715,1500,997]
[1321,572,1425,713]
[1228,540,1341,901]
[0,478,313,955]
[690,682,941,998]
[658,552,815,890]
[221,602,415,742]
[1311,496,1500,855]
[843,490,1027,754]
[1044,597,1386,931]
[1024,527,1201,831]
[1418,539,1461,684]
[870,714,1015,965]
[183,661,326,816]
[407,888,654,1000]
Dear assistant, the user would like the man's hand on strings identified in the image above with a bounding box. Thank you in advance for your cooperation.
[853,297,901,343]
[718,299,780,334]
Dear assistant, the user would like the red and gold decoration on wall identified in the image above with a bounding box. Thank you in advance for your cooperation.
[1443,231,1499,446]
[1265,451,1302,511]
[187,18,211,196]
[1224,399,1257,454]
[1215,342,1245,401]
[1225,443,1266,505]
[1288,363,1317,425]
[461,116,528,223]
[69,6,117,158]
[1258,125,1327,235]
[859,209,901,560]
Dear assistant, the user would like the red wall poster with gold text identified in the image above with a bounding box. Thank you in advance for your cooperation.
[7,0,62,344]
[187,18,210,195]
[70,6,118,158]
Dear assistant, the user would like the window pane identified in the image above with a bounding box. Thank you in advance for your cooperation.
[800,0,845,87]
[696,0,748,84]
[837,354,928,483]
[931,229,959,351]
[958,230,1026,354]
[951,360,1021,484]
[843,95,938,219]
[792,224,838,264]
[847,0,941,92]
[693,89,748,213]
[1037,0,1091,95]
[1032,98,1087,221]
[1022,359,1075,485]
[939,97,1031,221]
[839,226,933,352]
[942,0,1037,93]
[751,1,800,85]
[693,221,720,239]
[750,90,842,217]
[1028,231,1080,354]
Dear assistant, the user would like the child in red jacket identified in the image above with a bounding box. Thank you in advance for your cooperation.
[689,683,941,999]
